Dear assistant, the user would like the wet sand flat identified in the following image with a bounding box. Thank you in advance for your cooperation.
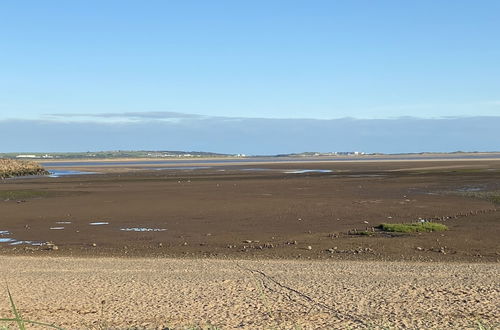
[0,160,499,261]
[0,256,498,329]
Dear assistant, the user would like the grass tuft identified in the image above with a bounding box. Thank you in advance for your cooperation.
[1,286,64,329]
[7,285,25,330]
[475,319,499,330]
[378,222,448,233]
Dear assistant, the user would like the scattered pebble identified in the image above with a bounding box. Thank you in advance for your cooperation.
[44,242,59,251]
[120,227,166,232]
[325,247,374,254]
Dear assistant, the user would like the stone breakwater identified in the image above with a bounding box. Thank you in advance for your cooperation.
[0,159,49,178]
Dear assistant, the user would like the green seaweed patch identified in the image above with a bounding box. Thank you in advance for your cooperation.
[378,222,448,233]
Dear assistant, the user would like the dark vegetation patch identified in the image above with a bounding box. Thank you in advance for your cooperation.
[456,191,500,204]
[348,230,375,236]
[0,190,52,200]
[0,190,87,200]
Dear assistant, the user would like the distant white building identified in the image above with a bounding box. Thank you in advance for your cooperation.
[16,155,37,159]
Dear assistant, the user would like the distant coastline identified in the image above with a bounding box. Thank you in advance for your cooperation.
[1,150,499,161]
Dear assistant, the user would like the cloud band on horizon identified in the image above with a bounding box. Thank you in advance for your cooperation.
[1,116,499,155]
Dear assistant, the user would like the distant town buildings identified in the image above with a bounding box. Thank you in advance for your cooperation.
[334,151,364,156]
[298,152,365,156]
[146,152,195,158]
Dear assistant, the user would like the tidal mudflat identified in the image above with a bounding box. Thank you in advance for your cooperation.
[1,159,498,261]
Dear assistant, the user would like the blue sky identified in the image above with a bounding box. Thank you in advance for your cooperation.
[0,1,499,153]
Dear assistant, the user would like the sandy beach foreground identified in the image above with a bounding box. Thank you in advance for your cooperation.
[0,256,498,329]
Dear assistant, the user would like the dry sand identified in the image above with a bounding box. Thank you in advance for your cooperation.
[1,256,498,329]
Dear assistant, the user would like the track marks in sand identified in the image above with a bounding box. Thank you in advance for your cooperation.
[236,262,345,317]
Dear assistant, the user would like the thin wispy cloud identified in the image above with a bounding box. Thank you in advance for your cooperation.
[44,108,500,123]
[364,100,500,119]
[47,111,207,120]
